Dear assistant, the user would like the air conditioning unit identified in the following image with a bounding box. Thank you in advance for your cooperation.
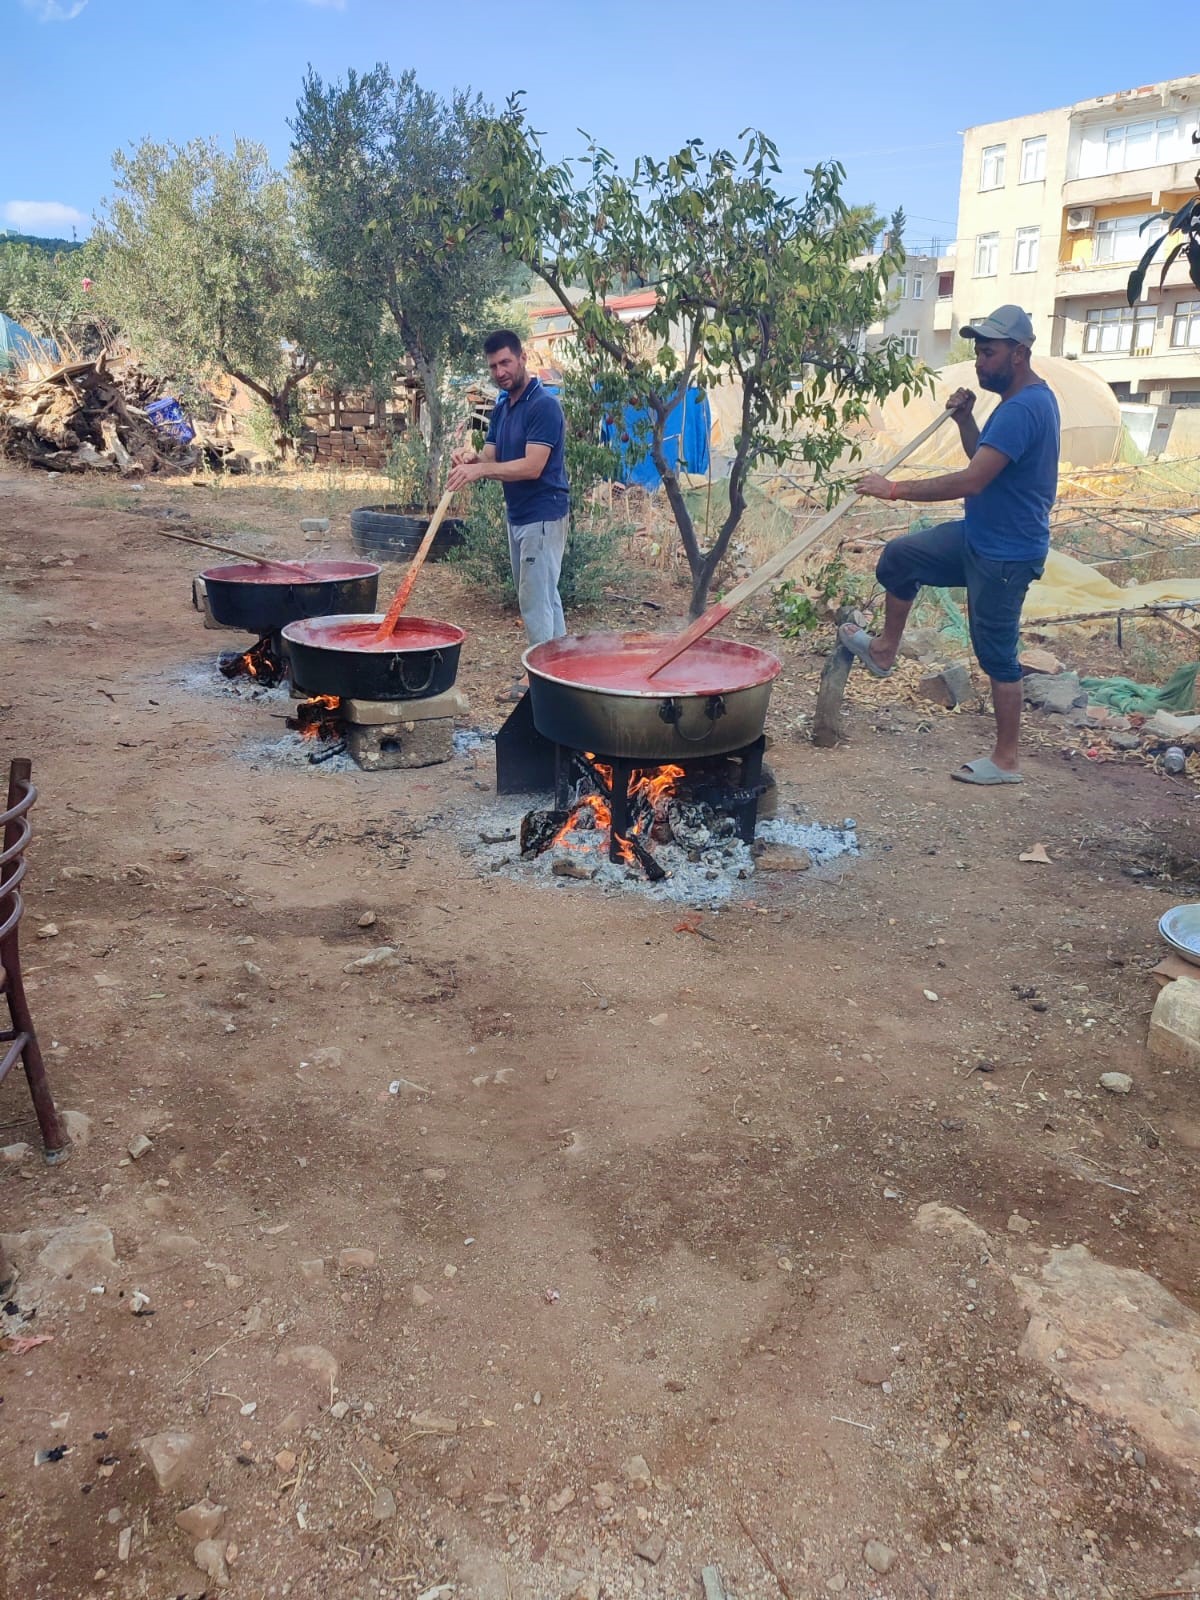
[1066,207,1095,231]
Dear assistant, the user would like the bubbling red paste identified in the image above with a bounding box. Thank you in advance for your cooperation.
[294,618,464,653]
[202,561,378,585]
[529,638,779,696]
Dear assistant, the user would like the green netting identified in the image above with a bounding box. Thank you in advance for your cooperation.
[1080,662,1200,715]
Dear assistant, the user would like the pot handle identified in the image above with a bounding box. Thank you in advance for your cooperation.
[657,695,727,743]
[389,650,441,696]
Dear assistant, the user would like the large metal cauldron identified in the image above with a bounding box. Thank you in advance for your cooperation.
[201,560,381,634]
[283,613,465,701]
[523,631,781,761]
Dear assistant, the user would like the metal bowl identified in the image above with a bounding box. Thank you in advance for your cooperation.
[1158,903,1200,966]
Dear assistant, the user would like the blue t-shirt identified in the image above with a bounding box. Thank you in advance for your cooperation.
[485,377,570,525]
[964,380,1060,562]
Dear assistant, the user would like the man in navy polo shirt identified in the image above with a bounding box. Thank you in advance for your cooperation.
[842,305,1060,786]
[448,330,571,673]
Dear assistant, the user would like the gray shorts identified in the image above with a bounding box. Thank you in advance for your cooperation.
[876,520,1043,684]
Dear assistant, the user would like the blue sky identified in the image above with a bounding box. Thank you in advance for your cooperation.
[2,0,1195,255]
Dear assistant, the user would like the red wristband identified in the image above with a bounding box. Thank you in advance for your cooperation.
[889,481,900,501]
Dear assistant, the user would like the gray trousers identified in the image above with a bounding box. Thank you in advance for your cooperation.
[508,515,568,647]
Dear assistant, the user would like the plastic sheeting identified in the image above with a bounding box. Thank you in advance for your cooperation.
[0,311,56,372]
[603,387,710,488]
[865,355,1122,471]
[1023,547,1200,624]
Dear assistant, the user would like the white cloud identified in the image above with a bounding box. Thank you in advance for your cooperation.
[3,200,88,234]
[20,0,89,19]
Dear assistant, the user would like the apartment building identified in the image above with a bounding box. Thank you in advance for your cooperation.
[856,250,957,368]
[953,75,1200,408]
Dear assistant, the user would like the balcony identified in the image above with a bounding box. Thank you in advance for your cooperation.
[933,298,954,332]
[1055,259,1140,299]
[1062,158,1199,209]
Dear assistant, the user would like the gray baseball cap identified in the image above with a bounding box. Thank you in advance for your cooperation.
[961,305,1035,347]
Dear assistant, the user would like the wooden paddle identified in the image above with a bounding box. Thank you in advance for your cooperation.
[372,487,456,642]
[157,527,309,577]
[644,409,955,679]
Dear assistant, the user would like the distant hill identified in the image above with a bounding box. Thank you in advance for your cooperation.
[0,233,84,254]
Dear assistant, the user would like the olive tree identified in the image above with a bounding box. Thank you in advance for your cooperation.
[290,65,511,505]
[470,103,925,615]
[94,137,323,450]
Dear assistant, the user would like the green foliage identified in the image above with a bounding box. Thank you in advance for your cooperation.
[290,65,512,503]
[1127,184,1200,303]
[383,428,430,509]
[771,555,864,636]
[450,479,631,611]
[0,237,109,351]
[945,335,975,366]
[92,137,323,449]
[467,101,931,615]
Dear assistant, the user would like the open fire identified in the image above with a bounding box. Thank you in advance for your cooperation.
[287,694,344,744]
[218,634,287,688]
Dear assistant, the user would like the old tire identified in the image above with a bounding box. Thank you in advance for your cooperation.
[350,504,465,561]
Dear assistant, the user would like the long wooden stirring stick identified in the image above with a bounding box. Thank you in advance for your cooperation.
[372,487,456,642]
[156,527,309,576]
[644,409,955,679]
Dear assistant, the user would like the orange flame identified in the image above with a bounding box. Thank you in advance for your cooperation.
[294,694,342,739]
[551,759,686,859]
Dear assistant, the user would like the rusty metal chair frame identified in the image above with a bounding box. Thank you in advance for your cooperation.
[1,758,70,1289]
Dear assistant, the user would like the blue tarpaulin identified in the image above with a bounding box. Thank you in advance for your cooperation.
[602,387,711,489]
[0,312,58,372]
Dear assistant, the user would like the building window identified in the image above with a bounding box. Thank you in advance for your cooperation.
[979,144,1006,190]
[937,271,954,299]
[1020,135,1047,182]
[1172,302,1200,348]
[911,274,924,299]
[1013,227,1040,274]
[892,274,907,299]
[1083,305,1157,355]
[1094,211,1169,265]
[901,329,919,357]
[1104,115,1180,173]
[974,233,999,276]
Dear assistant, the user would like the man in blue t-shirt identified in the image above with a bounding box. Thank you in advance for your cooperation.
[841,304,1060,786]
[448,330,571,687]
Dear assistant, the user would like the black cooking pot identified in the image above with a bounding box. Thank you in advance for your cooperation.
[524,631,781,760]
[200,561,381,634]
[283,613,466,701]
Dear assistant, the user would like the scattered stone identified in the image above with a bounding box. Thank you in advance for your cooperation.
[1110,732,1142,751]
[275,1345,339,1390]
[863,1540,897,1575]
[298,1258,325,1285]
[342,946,403,973]
[117,1526,132,1562]
[1015,1244,1200,1470]
[700,1568,728,1600]
[1023,670,1086,714]
[1007,1212,1033,1235]
[37,922,60,939]
[621,1454,652,1490]
[300,518,331,534]
[193,1539,230,1587]
[635,1530,667,1565]
[61,1109,91,1145]
[826,1578,847,1594]
[1,1142,31,1163]
[1019,647,1063,676]
[373,1486,397,1521]
[755,845,812,873]
[917,662,974,709]
[914,1202,990,1248]
[138,1430,199,1491]
[274,1450,297,1474]
[571,1581,601,1600]
[853,1359,893,1387]
[410,1410,458,1436]
[127,1133,154,1160]
[37,1221,116,1276]
[338,1247,377,1270]
[546,1485,576,1514]
[551,859,593,881]
[175,1500,226,1541]
[1099,1072,1133,1095]
[1149,977,1200,1068]
[411,1284,434,1308]
[329,1400,351,1421]
[591,1481,616,1512]
[357,910,377,928]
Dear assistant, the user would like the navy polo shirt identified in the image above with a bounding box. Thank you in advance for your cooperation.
[485,377,570,525]
[965,381,1060,562]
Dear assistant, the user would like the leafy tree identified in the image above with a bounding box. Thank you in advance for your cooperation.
[470,104,927,615]
[0,238,108,351]
[93,137,322,451]
[290,65,511,505]
[1127,151,1200,303]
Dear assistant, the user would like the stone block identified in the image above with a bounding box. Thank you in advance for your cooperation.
[1023,671,1087,714]
[346,717,454,770]
[917,661,975,709]
[1149,976,1200,1068]
[343,686,468,725]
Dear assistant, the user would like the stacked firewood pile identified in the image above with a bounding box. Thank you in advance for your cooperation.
[0,352,230,475]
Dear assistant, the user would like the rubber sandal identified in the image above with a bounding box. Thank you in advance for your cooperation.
[838,622,893,679]
[951,757,1023,786]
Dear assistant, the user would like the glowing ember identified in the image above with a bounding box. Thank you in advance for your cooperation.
[218,635,286,686]
[286,694,343,740]
[550,757,686,867]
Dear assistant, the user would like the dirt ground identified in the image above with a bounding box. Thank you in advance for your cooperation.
[3,465,1200,1600]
